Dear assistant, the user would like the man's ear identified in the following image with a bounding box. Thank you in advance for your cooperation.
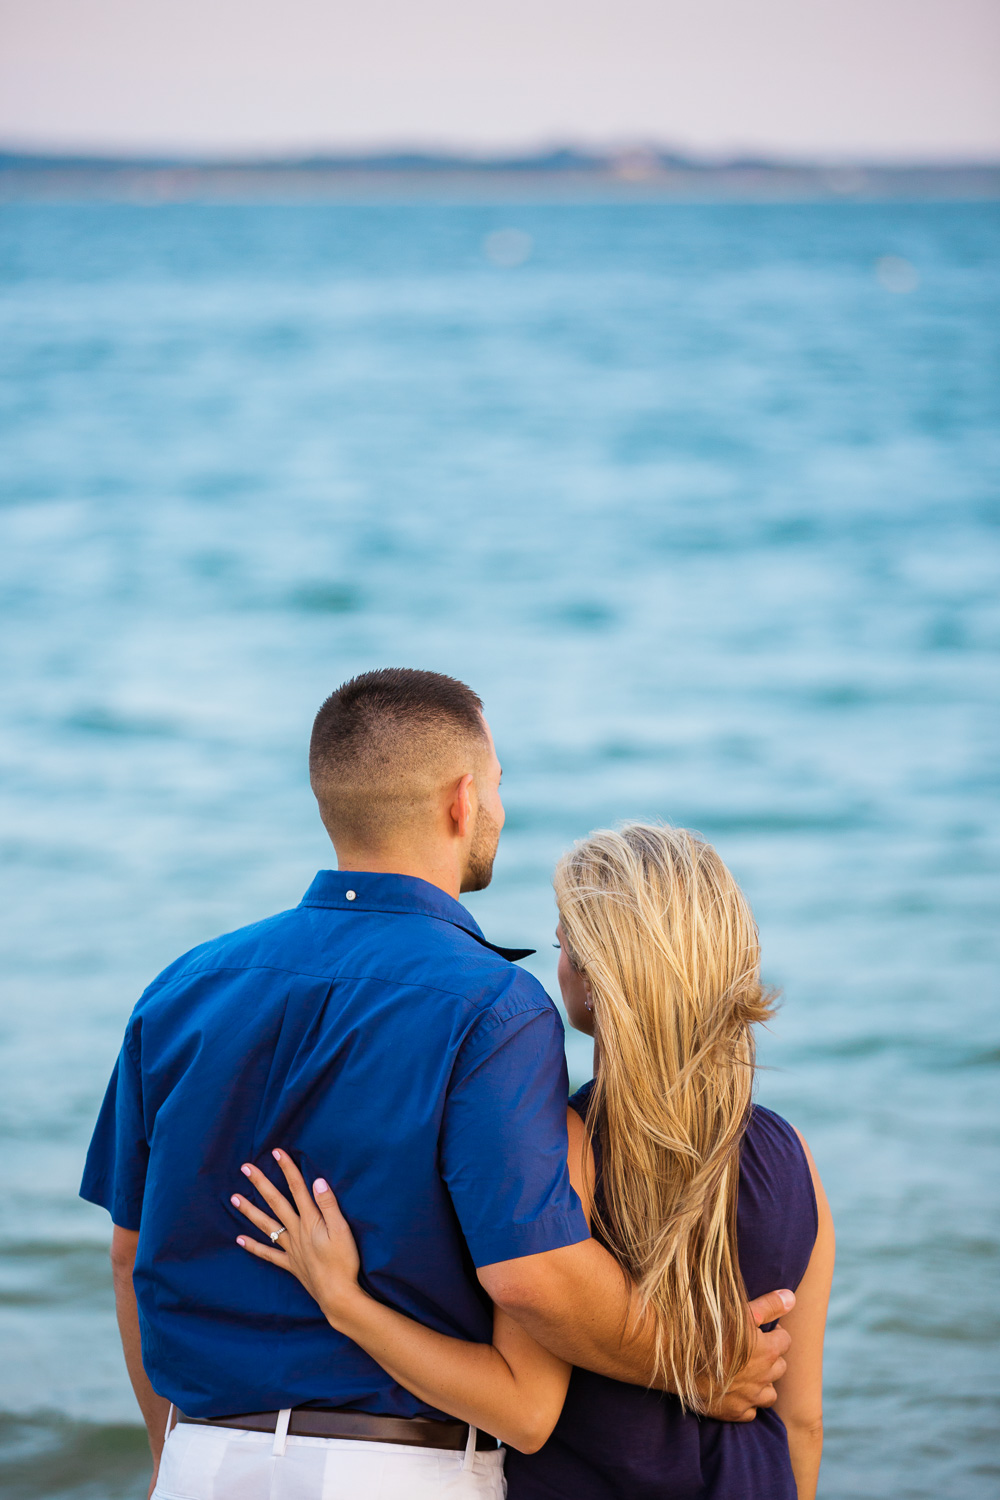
[449,772,476,838]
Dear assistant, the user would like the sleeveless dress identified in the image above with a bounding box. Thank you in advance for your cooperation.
[504,1081,818,1500]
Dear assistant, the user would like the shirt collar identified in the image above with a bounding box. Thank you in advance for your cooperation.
[299,870,535,962]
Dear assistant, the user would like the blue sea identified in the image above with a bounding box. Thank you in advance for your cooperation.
[0,199,998,1499]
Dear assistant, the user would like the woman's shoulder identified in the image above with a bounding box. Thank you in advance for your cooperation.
[743,1104,814,1179]
[745,1102,805,1150]
[740,1104,819,1238]
[568,1078,596,1120]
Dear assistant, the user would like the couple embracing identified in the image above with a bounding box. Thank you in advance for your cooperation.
[82,668,833,1500]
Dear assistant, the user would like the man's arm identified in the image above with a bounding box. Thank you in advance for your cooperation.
[479,1239,793,1422]
[444,999,790,1420]
[110,1227,171,1494]
[478,1105,793,1421]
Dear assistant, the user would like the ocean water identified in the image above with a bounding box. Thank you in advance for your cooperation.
[0,199,998,1499]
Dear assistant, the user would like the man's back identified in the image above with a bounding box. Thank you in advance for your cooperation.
[82,870,586,1417]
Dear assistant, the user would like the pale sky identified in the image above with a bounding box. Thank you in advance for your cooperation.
[2,0,999,161]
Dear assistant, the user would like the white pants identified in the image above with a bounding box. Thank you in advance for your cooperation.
[152,1417,507,1500]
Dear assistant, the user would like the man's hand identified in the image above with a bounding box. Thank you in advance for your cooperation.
[703,1289,795,1422]
[482,1236,796,1414]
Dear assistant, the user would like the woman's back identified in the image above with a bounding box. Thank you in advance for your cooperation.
[504,1084,818,1500]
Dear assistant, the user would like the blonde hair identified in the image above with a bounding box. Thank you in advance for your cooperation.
[554,823,776,1411]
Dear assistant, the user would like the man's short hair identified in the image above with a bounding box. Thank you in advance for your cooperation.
[310,668,489,847]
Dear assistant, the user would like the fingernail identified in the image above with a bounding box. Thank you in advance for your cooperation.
[236,1236,246,1247]
[231,1195,241,1207]
[241,1164,252,1177]
[272,1149,283,1161]
[780,1290,794,1310]
[314,1178,329,1194]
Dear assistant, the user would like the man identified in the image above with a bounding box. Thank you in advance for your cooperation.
[82,668,792,1498]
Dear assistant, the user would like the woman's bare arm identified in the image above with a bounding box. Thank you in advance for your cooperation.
[330,1111,593,1449]
[231,1135,590,1454]
[773,1132,835,1500]
[323,1294,569,1453]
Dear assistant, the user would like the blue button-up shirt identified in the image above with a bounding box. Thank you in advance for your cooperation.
[81,871,588,1418]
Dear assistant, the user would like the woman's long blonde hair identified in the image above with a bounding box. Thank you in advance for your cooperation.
[554,823,776,1411]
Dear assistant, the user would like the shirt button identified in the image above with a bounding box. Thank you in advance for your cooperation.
[346,890,356,901]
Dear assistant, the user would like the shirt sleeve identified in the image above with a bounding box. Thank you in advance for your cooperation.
[441,986,590,1267]
[79,1031,149,1231]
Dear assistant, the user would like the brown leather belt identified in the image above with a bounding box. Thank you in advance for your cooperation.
[178,1407,499,1451]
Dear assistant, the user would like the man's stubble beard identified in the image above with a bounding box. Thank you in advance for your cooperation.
[463,804,502,893]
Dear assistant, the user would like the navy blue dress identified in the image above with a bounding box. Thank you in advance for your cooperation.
[505,1082,817,1500]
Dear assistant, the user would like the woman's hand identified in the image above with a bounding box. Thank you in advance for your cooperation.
[231,1150,365,1329]
[235,1154,573,1455]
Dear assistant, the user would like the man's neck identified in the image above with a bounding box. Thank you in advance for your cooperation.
[335,848,462,902]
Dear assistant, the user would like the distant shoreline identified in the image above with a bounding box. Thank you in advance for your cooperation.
[2,148,998,201]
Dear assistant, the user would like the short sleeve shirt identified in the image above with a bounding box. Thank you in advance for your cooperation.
[81,871,588,1418]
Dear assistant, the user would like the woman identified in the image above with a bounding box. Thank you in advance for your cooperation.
[233,824,834,1498]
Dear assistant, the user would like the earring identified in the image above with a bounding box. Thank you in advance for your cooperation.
[584,997,593,1012]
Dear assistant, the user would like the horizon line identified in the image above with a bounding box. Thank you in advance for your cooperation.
[3,143,1000,173]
